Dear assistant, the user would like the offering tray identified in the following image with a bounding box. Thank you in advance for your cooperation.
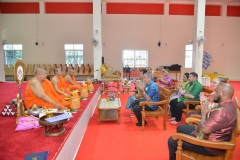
[39,113,68,137]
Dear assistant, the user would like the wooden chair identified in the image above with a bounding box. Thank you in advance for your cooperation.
[183,87,214,117]
[185,114,201,126]
[139,85,172,130]
[79,64,85,75]
[8,64,14,76]
[90,64,94,76]
[26,64,34,76]
[73,64,79,75]
[62,64,68,76]
[165,79,179,93]
[172,97,240,160]
[84,64,90,75]
[48,64,55,76]
[4,64,11,76]
[40,64,46,70]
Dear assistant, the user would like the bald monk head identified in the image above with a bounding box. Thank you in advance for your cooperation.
[34,68,47,82]
[214,83,234,103]
[67,69,75,76]
[54,67,62,76]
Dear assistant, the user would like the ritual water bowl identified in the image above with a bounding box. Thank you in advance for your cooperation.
[28,106,42,117]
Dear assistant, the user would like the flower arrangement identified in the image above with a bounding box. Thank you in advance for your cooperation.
[108,92,116,101]
[202,51,213,70]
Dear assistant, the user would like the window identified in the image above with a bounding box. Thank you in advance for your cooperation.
[185,44,193,68]
[122,50,148,68]
[4,44,23,65]
[64,44,83,65]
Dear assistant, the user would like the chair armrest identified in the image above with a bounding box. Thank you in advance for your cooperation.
[139,100,169,107]
[189,114,202,119]
[172,133,235,150]
[185,117,201,124]
[184,101,201,105]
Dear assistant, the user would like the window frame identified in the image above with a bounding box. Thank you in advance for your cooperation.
[3,44,23,65]
[184,44,193,68]
[122,49,148,68]
[64,44,84,65]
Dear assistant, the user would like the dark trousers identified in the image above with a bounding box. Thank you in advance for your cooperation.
[170,98,195,122]
[131,100,154,123]
[168,125,213,160]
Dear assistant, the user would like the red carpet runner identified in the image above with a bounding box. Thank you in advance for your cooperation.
[76,81,240,160]
[0,82,99,160]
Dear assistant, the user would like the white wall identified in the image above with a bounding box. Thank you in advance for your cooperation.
[2,14,93,64]
[0,15,5,81]
[1,2,240,80]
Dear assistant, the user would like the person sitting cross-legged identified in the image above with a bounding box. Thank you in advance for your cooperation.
[51,67,71,97]
[131,72,159,126]
[168,83,237,160]
[25,68,66,110]
[64,69,82,92]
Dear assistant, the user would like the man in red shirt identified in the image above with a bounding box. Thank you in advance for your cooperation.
[168,83,237,160]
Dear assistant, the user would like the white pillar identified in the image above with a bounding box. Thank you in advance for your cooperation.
[93,0,102,80]
[193,0,206,82]
[0,15,5,82]
[164,1,169,16]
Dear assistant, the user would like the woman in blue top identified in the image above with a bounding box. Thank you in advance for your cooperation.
[131,72,159,126]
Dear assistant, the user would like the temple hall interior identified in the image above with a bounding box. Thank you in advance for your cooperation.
[0,0,240,160]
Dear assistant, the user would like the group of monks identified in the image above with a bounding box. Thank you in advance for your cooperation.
[25,67,82,110]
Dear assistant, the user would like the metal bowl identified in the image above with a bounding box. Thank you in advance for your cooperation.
[28,106,43,117]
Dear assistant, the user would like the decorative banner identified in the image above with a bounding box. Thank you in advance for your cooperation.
[202,51,213,70]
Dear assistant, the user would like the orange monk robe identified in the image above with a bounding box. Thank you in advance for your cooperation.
[25,81,65,109]
[64,75,82,92]
[42,79,70,108]
[57,76,71,94]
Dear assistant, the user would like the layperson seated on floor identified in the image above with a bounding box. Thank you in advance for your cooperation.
[187,76,229,117]
[158,68,173,88]
[25,68,68,110]
[51,67,71,97]
[125,69,147,111]
[168,83,237,160]
[131,72,159,126]
[169,72,202,124]
[64,69,82,92]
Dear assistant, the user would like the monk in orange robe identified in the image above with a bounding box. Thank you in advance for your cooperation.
[64,69,82,92]
[25,68,65,110]
[51,67,71,97]
[42,79,70,107]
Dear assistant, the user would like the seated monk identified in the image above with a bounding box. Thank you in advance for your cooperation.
[64,69,82,92]
[51,67,71,97]
[42,79,70,107]
[25,68,66,110]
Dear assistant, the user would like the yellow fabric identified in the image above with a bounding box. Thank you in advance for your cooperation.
[100,65,106,74]
[202,73,224,81]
